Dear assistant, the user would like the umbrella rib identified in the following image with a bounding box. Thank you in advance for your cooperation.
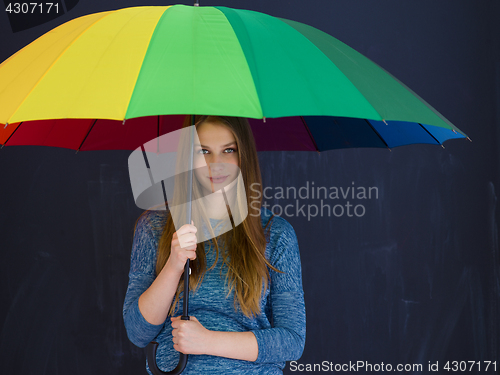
[76,119,98,153]
[222,189,236,229]
[140,145,159,205]
[299,116,320,153]
[417,123,444,148]
[363,119,391,150]
[161,180,169,210]
[1,122,23,148]
[157,115,160,154]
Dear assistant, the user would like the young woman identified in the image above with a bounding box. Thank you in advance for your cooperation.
[123,116,306,374]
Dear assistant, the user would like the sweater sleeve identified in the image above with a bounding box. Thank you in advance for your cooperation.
[123,213,165,348]
[251,220,306,363]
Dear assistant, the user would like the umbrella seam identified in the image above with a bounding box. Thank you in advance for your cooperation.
[275,17,383,119]
[363,119,391,150]
[373,61,466,134]
[1,122,23,147]
[77,119,98,152]
[75,7,172,120]
[105,6,175,121]
[299,116,320,152]
[125,5,252,119]
[417,123,442,146]
[214,6,265,118]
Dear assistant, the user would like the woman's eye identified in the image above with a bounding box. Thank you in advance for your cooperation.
[224,148,237,153]
[197,149,208,154]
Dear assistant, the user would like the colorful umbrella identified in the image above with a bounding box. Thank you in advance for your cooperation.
[0,4,468,375]
[0,5,467,151]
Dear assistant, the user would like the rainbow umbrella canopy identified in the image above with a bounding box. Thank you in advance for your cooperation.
[0,4,467,151]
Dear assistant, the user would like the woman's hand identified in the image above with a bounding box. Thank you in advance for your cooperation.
[166,222,198,275]
[171,316,212,355]
[137,222,197,326]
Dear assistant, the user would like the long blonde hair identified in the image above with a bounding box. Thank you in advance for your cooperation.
[154,115,278,317]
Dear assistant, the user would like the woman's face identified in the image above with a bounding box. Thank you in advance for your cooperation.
[194,120,240,194]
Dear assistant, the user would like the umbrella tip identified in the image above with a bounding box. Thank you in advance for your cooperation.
[467,136,472,142]
[4,122,8,129]
[122,120,126,125]
[263,117,266,123]
[194,1,200,6]
[441,144,445,149]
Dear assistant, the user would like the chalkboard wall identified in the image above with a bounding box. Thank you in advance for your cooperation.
[1,1,499,374]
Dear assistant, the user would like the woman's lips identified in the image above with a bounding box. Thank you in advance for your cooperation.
[209,175,229,184]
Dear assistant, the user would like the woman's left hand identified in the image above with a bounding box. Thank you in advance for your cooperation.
[171,315,212,355]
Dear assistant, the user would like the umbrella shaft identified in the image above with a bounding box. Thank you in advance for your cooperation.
[182,116,195,319]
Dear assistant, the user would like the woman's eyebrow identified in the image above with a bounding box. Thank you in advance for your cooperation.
[198,142,237,148]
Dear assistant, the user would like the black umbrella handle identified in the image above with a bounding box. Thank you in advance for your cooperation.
[147,314,190,375]
[146,260,190,375]
[146,118,195,375]
[147,342,188,375]
[146,264,190,375]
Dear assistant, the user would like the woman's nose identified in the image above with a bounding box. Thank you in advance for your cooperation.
[209,161,225,173]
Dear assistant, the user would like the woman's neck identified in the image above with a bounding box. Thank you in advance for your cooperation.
[203,185,237,220]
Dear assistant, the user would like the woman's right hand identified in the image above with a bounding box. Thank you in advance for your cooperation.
[166,221,198,275]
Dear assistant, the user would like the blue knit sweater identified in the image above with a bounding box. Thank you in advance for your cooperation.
[123,207,306,374]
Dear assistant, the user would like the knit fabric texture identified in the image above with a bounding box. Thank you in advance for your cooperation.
[123,207,306,374]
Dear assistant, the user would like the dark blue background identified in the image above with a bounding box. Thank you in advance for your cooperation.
[0,1,499,374]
